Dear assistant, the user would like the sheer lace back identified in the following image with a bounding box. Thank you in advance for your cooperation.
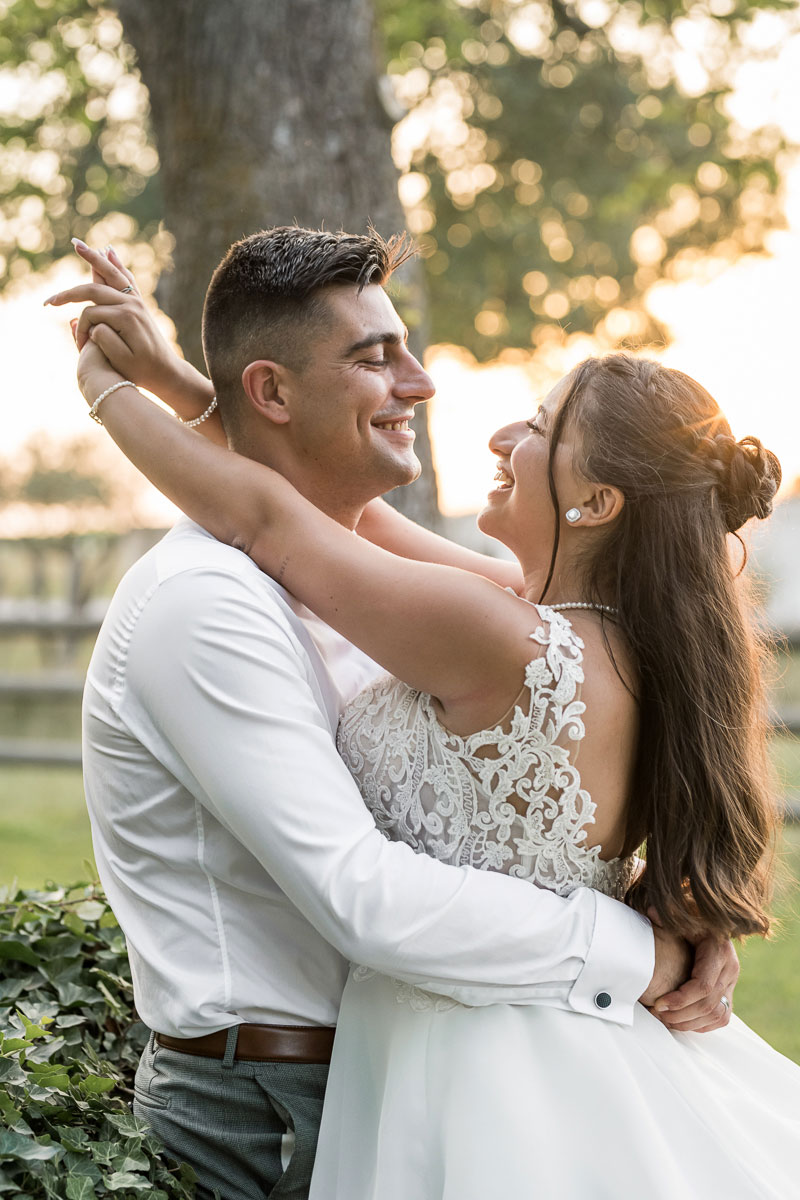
[337,606,635,902]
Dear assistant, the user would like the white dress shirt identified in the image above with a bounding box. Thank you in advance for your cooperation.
[82,519,654,1038]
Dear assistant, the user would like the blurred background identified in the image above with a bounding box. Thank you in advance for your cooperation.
[0,0,798,1059]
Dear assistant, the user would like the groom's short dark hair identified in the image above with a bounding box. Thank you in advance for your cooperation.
[202,225,414,439]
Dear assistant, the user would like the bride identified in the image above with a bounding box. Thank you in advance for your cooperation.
[61,246,799,1197]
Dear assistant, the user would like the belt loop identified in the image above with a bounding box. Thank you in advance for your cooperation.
[222,1025,240,1069]
[149,1029,157,1054]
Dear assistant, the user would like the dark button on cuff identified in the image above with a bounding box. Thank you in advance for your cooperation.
[594,991,612,1010]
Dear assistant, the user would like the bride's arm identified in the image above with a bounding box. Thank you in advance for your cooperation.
[78,350,527,709]
[356,499,524,592]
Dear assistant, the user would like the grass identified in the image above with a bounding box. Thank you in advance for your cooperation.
[0,766,94,887]
[735,825,800,1063]
[0,764,798,1064]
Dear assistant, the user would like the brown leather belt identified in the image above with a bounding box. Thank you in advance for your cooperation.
[155,1022,336,1064]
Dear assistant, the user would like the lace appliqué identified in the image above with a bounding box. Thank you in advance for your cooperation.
[338,606,636,1011]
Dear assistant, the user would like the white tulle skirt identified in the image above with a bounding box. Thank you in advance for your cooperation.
[309,969,800,1199]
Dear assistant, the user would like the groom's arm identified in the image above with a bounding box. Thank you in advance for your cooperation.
[122,564,659,1025]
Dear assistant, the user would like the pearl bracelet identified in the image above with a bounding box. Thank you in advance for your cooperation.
[88,384,218,429]
[181,395,218,427]
[88,380,136,424]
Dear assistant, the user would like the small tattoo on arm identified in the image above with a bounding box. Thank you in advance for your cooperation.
[276,556,289,583]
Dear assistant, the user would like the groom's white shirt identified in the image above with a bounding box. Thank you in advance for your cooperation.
[82,518,654,1038]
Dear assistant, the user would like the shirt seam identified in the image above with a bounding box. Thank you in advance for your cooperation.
[194,799,233,1011]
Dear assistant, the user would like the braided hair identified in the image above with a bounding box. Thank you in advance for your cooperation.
[542,354,781,940]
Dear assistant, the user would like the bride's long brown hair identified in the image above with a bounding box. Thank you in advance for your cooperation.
[542,354,782,939]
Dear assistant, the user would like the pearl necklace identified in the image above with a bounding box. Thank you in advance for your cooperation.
[547,601,618,616]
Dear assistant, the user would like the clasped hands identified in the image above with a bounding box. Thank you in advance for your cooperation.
[45,239,221,439]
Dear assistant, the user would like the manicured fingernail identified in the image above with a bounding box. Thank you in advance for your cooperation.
[71,237,88,249]
[654,1002,670,1013]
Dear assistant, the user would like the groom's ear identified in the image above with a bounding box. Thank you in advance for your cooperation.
[241,360,292,426]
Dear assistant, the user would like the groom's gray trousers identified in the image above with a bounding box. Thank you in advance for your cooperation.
[133,1028,329,1199]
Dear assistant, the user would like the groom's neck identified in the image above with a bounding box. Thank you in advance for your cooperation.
[234,438,368,532]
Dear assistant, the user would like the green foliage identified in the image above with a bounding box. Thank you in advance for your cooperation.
[0,0,161,290]
[0,0,795,358]
[0,882,196,1198]
[378,0,793,356]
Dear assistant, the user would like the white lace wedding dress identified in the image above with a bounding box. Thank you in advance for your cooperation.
[309,607,800,1199]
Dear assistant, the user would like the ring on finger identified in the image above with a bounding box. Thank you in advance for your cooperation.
[121,285,134,294]
[720,995,731,1013]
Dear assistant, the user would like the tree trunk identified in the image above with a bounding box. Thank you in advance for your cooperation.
[115,0,439,527]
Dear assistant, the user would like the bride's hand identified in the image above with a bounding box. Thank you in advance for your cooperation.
[651,934,739,1034]
[75,324,127,413]
[44,240,215,419]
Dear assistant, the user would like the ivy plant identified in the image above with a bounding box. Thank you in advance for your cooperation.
[0,881,196,1199]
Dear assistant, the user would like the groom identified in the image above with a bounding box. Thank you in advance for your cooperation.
[54,227,738,1200]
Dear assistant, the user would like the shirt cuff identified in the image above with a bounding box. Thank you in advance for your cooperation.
[567,892,655,1026]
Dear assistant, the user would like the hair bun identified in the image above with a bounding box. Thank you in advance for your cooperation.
[706,434,782,532]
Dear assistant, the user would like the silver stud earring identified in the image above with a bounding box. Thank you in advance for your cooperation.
[565,507,582,524]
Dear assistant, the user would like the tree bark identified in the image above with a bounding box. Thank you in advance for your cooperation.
[115,0,439,527]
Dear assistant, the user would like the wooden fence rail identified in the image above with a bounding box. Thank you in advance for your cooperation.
[1,606,798,820]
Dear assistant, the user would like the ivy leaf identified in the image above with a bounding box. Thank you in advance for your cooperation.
[25,1036,66,1064]
[0,942,41,968]
[0,1128,62,1162]
[178,1161,198,1185]
[28,1081,70,1101]
[72,901,106,924]
[62,914,86,937]
[0,976,28,1002]
[79,1076,116,1096]
[0,1059,28,1088]
[54,1126,91,1152]
[105,1171,151,1191]
[56,982,103,1007]
[114,1140,149,1172]
[89,1140,119,1167]
[0,1037,33,1053]
[17,1004,57,1029]
[63,1153,102,1181]
[104,1112,151,1138]
[0,1167,20,1194]
[54,1015,88,1030]
[65,1179,97,1200]
[95,981,126,1017]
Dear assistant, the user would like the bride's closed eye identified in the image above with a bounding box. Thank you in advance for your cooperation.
[526,418,545,435]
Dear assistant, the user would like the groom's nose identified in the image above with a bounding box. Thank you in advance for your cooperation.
[394,348,435,404]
